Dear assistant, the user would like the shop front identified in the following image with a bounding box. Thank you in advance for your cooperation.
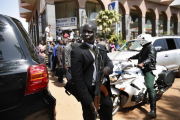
[55,0,78,37]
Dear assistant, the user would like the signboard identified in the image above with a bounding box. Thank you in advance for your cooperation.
[56,17,77,28]
[108,1,117,10]
[108,1,119,34]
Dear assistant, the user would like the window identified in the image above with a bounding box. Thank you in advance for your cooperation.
[153,39,166,51]
[0,15,25,60]
[175,38,180,48]
[86,2,101,19]
[55,1,77,19]
[119,40,142,51]
[165,39,176,50]
[12,18,40,63]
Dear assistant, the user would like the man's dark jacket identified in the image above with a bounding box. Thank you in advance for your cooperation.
[129,43,156,72]
[71,43,114,106]
[56,44,64,64]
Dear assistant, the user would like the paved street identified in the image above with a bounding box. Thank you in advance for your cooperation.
[48,71,180,120]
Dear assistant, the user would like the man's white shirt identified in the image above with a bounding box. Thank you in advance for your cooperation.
[45,27,49,33]
[69,31,74,39]
[46,36,53,42]
[45,27,50,36]
[86,42,96,86]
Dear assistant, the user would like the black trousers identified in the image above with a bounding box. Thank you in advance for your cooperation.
[65,67,72,81]
[81,92,113,120]
[52,56,64,82]
[52,56,57,73]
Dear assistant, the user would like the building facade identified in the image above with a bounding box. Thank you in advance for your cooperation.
[19,0,180,46]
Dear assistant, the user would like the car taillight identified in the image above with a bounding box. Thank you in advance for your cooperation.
[25,64,49,95]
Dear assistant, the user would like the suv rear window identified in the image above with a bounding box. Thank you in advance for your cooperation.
[0,15,25,61]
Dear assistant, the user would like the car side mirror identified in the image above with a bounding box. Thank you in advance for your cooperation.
[155,46,162,52]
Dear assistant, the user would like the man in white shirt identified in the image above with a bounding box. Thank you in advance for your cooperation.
[45,25,51,39]
[69,30,75,39]
[46,33,53,43]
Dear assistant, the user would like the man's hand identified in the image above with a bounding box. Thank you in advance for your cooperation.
[102,66,111,77]
[137,63,144,68]
[64,65,68,70]
[89,102,97,119]
[127,58,132,62]
[59,62,62,66]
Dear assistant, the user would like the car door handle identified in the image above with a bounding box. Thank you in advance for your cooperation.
[165,54,168,57]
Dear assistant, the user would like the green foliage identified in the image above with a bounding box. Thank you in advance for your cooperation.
[105,30,114,40]
[170,30,174,35]
[96,10,121,34]
[159,30,175,36]
[159,31,167,36]
[108,32,119,44]
[163,31,167,35]
[119,33,126,47]
[108,32,126,46]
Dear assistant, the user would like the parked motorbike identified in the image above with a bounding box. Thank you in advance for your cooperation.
[110,61,175,115]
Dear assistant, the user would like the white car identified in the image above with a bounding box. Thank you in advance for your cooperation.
[108,36,180,77]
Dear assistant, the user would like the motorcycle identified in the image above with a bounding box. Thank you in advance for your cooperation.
[110,61,175,115]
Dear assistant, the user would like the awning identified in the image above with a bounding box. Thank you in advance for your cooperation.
[170,0,180,8]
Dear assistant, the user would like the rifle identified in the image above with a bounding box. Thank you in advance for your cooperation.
[94,47,109,111]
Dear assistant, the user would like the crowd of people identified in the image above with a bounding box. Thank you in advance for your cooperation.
[38,25,82,83]
[37,24,118,83]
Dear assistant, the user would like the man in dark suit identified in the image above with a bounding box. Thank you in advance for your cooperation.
[56,40,64,82]
[71,22,114,120]
[62,39,80,81]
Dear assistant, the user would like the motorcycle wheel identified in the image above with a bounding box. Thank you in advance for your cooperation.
[112,95,121,116]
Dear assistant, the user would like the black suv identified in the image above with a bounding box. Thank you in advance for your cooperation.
[0,14,56,120]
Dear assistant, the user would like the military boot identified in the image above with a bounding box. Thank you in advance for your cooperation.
[147,94,157,118]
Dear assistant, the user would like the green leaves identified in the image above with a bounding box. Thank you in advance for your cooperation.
[105,28,111,32]
[108,32,126,45]
[96,10,121,34]
[108,20,112,24]
[103,22,107,27]
[96,19,101,22]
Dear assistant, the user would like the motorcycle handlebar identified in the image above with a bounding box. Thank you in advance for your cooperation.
[126,60,143,69]
[128,59,132,62]
[134,64,144,69]
[127,59,136,67]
